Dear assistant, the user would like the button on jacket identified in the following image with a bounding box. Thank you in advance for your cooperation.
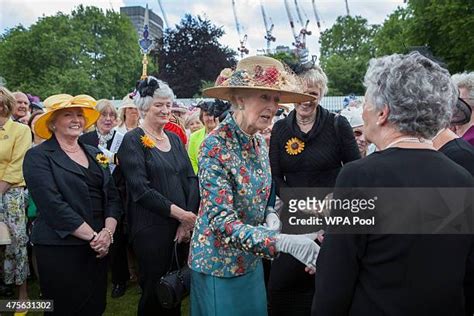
[189,115,278,278]
[0,118,31,187]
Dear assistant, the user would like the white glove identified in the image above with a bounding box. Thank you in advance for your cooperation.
[265,211,282,232]
[274,196,284,213]
[276,233,320,269]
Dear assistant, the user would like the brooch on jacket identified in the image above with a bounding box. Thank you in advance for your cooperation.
[140,135,155,149]
[96,153,110,168]
[285,137,305,155]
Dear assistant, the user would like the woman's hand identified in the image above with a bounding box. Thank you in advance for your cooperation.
[180,211,197,230]
[170,205,197,230]
[175,224,191,243]
[90,230,112,258]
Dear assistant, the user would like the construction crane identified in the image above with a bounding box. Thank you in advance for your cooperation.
[284,0,309,62]
[231,0,249,58]
[294,0,311,37]
[157,0,169,29]
[311,0,322,32]
[260,0,275,53]
[284,0,300,48]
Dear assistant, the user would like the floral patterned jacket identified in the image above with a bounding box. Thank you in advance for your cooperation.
[189,115,278,278]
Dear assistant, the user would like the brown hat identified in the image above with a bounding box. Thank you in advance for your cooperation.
[203,56,316,104]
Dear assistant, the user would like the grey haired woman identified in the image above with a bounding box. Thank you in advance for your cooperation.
[117,76,198,315]
[312,52,474,316]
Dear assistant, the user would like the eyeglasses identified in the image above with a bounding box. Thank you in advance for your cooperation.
[101,112,117,119]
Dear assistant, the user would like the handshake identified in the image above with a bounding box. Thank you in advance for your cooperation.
[264,202,321,272]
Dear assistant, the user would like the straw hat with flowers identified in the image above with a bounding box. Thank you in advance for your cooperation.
[34,94,100,139]
[203,56,315,104]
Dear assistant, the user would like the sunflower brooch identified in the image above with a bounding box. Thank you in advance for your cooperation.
[96,153,110,168]
[285,137,305,155]
[141,135,155,149]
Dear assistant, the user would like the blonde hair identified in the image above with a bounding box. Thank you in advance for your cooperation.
[95,99,117,117]
[0,86,16,117]
[185,110,201,129]
[300,65,328,96]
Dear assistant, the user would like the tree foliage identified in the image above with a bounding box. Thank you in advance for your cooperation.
[269,51,306,74]
[374,1,474,73]
[407,0,474,73]
[373,7,412,57]
[0,5,143,99]
[319,16,378,95]
[157,14,236,98]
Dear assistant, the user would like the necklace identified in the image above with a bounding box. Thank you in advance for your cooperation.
[296,115,316,126]
[384,137,433,149]
[140,125,166,141]
[61,145,81,153]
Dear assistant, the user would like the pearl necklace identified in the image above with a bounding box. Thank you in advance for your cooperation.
[140,125,166,141]
[384,137,433,149]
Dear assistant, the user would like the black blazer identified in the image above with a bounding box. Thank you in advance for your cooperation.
[23,136,122,245]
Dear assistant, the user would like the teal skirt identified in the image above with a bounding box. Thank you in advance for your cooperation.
[190,261,267,316]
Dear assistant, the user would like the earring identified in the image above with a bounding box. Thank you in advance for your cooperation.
[376,122,380,125]
[238,105,244,110]
[52,126,56,130]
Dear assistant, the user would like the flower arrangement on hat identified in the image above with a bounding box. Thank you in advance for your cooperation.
[204,56,312,104]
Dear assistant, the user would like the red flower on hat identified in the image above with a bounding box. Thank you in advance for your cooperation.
[263,66,280,86]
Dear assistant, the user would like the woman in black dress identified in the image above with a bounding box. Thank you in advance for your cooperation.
[80,99,130,298]
[23,94,122,315]
[117,76,198,316]
[312,52,474,316]
[268,66,360,315]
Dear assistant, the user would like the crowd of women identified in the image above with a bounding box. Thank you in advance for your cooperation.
[0,51,473,316]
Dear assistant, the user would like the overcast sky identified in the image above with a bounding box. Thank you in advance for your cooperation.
[0,0,405,59]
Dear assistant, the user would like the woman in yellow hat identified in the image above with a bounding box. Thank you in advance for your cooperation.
[23,94,122,315]
[188,56,321,315]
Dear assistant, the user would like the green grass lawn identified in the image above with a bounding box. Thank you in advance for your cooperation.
[6,276,189,316]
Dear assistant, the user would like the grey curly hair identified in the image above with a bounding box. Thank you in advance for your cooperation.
[133,76,175,117]
[364,52,457,138]
[451,71,474,106]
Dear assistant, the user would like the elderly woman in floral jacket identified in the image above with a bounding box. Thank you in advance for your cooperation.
[189,56,321,315]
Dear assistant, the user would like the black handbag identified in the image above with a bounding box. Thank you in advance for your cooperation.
[156,241,191,309]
